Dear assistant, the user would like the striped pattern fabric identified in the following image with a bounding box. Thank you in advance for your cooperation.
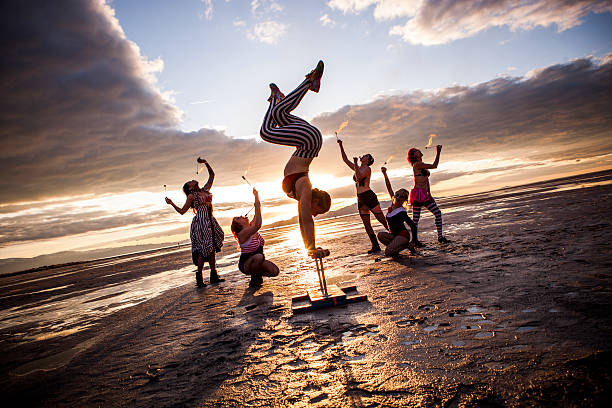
[260,79,322,159]
[412,200,443,239]
[239,232,265,253]
[190,192,224,258]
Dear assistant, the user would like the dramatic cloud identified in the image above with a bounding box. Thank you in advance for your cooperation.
[312,56,612,172]
[0,0,287,204]
[328,0,612,45]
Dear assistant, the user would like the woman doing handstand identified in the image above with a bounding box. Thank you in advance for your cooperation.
[231,188,279,287]
[166,158,225,287]
[377,167,418,257]
[337,140,389,253]
[407,145,448,243]
[259,60,331,259]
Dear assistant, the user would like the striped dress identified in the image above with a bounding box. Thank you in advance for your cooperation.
[190,192,224,260]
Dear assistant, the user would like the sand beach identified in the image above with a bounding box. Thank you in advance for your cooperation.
[1,171,611,407]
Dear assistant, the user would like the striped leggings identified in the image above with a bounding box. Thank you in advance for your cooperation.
[260,79,322,159]
[412,200,443,239]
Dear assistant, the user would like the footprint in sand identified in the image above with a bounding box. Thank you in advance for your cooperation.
[418,304,437,311]
[474,331,494,338]
[395,316,427,327]
[516,326,537,332]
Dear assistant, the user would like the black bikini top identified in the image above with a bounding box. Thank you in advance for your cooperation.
[282,172,308,200]
[418,168,430,177]
[353,174,367,187]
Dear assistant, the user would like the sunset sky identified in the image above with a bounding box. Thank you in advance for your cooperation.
[1,0,611,270]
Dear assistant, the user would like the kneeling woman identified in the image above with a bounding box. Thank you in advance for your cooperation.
[231,188,279,287]
[377,167,418,257]
[260,60,331,258]
[166,158,224,287]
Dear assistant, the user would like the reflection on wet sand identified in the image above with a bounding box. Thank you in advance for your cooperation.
[1,170,611,406]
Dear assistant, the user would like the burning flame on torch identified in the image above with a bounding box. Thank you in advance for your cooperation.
[335,120,349,140]
[383,155,393,165]
[425,133,436,149]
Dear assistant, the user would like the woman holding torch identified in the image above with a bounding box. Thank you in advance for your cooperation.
[337,140,389,253]
[407,145,449,243]
[166,158,225,287]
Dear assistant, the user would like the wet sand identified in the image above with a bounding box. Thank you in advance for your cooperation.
[1,171,611,407]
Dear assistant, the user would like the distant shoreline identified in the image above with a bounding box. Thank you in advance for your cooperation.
[1,168,610,277]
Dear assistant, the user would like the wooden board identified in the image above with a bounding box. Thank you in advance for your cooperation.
[291,284,368,313]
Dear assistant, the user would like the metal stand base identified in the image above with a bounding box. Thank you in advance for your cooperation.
[291,256,367,313]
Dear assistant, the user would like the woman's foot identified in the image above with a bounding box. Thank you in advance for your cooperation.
[305,60,324,92]
[210,272,225,284]
[249,274,263,287]
[268,83,285,103]
[414,240,425,248]
[438,236,450,244]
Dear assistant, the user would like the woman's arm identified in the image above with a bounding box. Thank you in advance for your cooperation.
[166,195,193,215]
[420,145,442,170]
[381,167,395,199]
[237,189,262,242]
[198,158,215,190]
[337,140,357,170]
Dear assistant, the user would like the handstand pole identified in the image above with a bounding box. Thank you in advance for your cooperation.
[315,256,328,297]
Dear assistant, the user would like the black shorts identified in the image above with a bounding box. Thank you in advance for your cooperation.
[238,246,264,274]
[357,189,380,210]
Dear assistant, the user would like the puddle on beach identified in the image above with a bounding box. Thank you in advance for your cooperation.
[0,263,231,342]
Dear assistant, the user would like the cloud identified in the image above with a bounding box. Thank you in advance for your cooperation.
[248,20,288,44]
[0,0,288,204]
[233,18,246,27]
[311,56,612,172]
[320,13,337,27]
[199,0,214,20]
[328,0,612,45]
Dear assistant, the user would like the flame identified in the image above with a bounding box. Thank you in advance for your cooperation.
[383,155,393,165]
[336,120,349,134]
[425,133,436,148]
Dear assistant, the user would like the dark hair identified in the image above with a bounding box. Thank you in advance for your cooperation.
[182,182,192,196]
[312,188,331,214]
[407,148,418,166]
[230,218,243,235]
[394,188,409,204]
[365,154,374,166]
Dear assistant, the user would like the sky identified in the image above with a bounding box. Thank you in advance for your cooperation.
[1,0,612,269]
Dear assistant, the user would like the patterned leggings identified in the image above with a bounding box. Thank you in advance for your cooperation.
[412,200,443,239]
[260,79,322,159]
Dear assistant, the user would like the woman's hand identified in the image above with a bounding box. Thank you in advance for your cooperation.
[165,197,173,205]
[252,187,259,197]
[381,166,387,173]
[308,247,330,259]
[197,157,207,163]
[436,145,442,152]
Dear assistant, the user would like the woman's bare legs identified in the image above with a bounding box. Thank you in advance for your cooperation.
[377,232,414,256]
[244,254,279,287]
